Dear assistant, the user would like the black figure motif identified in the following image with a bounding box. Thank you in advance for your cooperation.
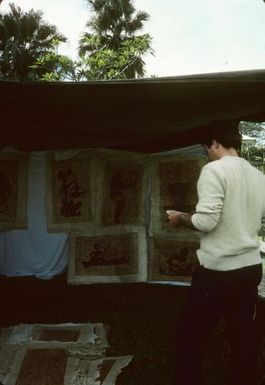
[160,248,192,276]
[57,167,86,217]
[82,241,128,268]
[89,243,108,264]
[0,172,11,213]
[109,171,136,224]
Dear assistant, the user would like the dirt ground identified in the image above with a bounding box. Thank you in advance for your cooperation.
[0,273,265,385]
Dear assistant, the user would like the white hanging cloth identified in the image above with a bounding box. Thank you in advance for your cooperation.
[0,152,68,279]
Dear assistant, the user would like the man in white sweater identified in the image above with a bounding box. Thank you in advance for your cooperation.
[167,123,265,385]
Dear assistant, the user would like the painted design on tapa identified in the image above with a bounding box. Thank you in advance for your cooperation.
[75,233,138,276]
[56,166,86,218]
[15,348,67,385]
[159,159,201,221]
[0,323,132,385]
[0,153,28,230]
[99,356,133,385]
[0,160,18,222]
[149,238,199,282]
[152,158,205,234]
[101,161,144,225]
[3,323,108,348]
[5,352,133,385]
[51,159,91,223]
[45,154,94,233]
[68,227,148,284]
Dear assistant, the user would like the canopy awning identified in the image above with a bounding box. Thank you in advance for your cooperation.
[1,69,265,153]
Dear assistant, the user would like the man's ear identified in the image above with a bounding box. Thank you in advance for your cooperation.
[212,140,219,148]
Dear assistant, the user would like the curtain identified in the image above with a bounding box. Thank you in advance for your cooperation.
[0,152,68,279]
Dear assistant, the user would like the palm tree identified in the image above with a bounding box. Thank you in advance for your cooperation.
[79,0,152,78]
[0,3,66,80]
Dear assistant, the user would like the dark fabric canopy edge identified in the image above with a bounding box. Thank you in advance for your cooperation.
[1,69,265,153]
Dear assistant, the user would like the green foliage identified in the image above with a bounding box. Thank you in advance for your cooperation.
[240,121,265,163]
[33,34,153,81]
[30,42,85,81]
[0,3,66,80]
[241,144,264,162]
[1,0,154,81]
[240,121,265,145]
[83,33,153,79]
[82,0,150,50]
[79,0,153,79]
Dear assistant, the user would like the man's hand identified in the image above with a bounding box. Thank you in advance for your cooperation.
[166,210,196,229]
[166,210,184,226]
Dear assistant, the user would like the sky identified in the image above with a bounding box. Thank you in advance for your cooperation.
[1,0,265,77]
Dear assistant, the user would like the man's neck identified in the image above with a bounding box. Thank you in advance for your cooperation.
[218,147,238,159]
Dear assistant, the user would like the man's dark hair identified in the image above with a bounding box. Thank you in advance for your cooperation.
[201,120,242,152]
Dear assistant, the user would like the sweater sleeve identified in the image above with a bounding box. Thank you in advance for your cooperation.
[191,164,225,232]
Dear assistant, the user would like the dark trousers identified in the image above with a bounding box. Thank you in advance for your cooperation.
[179,263,263,385]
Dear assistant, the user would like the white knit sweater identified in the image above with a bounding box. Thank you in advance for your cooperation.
[191,156,265,271]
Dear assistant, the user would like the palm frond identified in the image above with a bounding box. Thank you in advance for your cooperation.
[0,2,67,80]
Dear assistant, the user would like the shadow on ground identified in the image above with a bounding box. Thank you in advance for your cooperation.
[1,273,264,385]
